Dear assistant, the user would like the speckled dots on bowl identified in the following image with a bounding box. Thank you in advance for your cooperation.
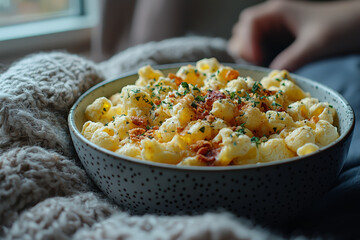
[68,63,355,225]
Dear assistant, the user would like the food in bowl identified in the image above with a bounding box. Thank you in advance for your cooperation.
[69,61,354,222]
[81,58,338,166]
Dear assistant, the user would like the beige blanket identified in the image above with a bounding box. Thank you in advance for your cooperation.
[0,37,287,240]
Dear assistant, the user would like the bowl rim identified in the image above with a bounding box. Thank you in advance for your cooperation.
[68,62,355,172]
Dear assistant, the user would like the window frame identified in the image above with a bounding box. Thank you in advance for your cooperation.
[0,0,98,60]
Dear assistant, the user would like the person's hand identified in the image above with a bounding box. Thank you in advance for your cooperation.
[228,0,360,71]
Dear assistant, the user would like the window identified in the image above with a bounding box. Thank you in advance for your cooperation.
[0,0,98,60]
[0,0,81,26]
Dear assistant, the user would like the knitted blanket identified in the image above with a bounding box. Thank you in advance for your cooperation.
[0,37,287,240]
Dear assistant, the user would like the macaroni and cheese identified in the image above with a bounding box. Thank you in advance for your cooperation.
[81,58,338,166]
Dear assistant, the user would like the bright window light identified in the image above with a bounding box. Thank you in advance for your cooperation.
[0,0,81,26]
[0,0,98,58]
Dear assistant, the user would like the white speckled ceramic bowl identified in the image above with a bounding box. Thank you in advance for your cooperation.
[68,63,354,225]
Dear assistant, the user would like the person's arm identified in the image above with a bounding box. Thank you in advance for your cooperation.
[228,0,360,71]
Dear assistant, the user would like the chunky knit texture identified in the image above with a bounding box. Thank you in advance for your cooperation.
[0,37,287,240]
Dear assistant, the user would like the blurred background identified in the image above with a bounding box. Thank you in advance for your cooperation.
[0,0,335,65]
[0,0,97,64]
[0,0,265,64]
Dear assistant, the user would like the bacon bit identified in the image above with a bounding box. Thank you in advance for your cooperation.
[144,129,156,138]
[197,148,220,165]
[194,108,209,120]
[131,116,147,128]
[129,128,146,142]
[168,73,183,86]
[190,140,212,152]
[154,99,161,105]
[205,114,215,122]
[190,140,220,165]
[176,126,185,134]
[263,89,277,96]
[197,147,210,156]
[225,70,240,81]
[129,126,159,142]
[237,102,251,111]
[206,90,226,103]
[236,101,247,110]
[189,101,206,120]
[311,116,319,123]
[191,90,227,120]
[169,93,175,98]
[277,107,286,112]
[230,126,237,131]
[260,102,270,112]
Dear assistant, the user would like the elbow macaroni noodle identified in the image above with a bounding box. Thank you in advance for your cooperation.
[81,58,339,166]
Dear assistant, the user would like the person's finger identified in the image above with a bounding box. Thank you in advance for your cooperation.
[230,1,288,66]
[229,11,268,65]
[227,23,243,58]
[243,15,264,65]
[269,37,318,71]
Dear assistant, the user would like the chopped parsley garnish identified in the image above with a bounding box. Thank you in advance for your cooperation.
[131,89,140,94]
[135,96,140,101]
[251,82,260,93]
[236,128,246,135]
[181,82,189,89]
[193,86,201,92]
[191,102,197,108]
[251,136,261,147]
[272,102,282,107]
[244,92,251,101]
[199,126,205,133]
[195,96,205,102]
